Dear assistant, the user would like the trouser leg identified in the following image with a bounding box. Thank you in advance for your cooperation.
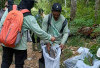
[37,37,41,51]
[37,37,40,43]
[32,33,35,43]
[39,52,45,68]
[1,46,13,68]
[32,33,36,51]
[15,49,27,68]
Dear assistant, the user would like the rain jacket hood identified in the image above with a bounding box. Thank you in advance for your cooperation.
[18,0,34,11]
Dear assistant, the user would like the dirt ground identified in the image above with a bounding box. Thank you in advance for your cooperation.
[0,42,41,68]
[0,42,79,68]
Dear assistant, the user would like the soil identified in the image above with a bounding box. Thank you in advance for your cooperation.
[0,42,41,68]
[0,42,79,68]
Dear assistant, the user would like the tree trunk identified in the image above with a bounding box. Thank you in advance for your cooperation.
[65,0,66,8]
[70,0,77,21]
[95,0,100,24]
[86,0,89,5]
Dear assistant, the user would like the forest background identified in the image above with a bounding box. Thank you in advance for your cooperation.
[0,0,100,67]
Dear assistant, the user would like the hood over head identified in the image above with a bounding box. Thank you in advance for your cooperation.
[18,0,35,11]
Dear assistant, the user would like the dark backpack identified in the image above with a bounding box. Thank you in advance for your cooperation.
[47,14,67,33]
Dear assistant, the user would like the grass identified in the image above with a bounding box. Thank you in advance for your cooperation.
[60,34,97,68]
[60,48,73,68]
[67,36,85,47]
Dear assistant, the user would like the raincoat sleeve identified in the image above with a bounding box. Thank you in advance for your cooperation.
[60,23,70,45]
[23,15,52,41]
[0,9,8,31]
[42,15,50,43]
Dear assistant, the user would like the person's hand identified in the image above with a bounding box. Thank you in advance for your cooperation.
[60,44,64,50]
[51,36,55,42]
[46,43,51,54]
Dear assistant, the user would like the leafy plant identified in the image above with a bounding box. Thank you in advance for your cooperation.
[96,36,100,44]
[62,7,70,19]
[70,18,94,27]
[61,49,73,61]
[83,55,93,66]
[89,44,100,59]
[60,48,73,68]
[67,36,85,47]
[14,0,21,5]
[93,27,100,33]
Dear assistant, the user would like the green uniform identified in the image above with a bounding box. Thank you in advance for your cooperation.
[0,9,52,50]
[42,14,69,45]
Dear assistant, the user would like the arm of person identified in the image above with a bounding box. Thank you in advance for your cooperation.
[60,23,70,49]
[42,15,50,43]
[0,9,8,31]
[24,15,55,42]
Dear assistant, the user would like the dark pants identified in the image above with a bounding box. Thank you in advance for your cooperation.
[32,33,36,43]
[39,51,45,68]
[32,33,40,43]
[1,46,27,68]
[37,37,40,43]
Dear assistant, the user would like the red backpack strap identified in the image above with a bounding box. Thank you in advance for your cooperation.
[20,9,30,14]
[13,5,17,10]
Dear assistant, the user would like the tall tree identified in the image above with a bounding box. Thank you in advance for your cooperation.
[65,0,66,7]
[70,0,77,21]
[86,0,89,5]
[95,0,100,24]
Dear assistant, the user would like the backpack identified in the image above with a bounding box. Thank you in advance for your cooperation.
[47,14,67,33]
[0,5,30,48]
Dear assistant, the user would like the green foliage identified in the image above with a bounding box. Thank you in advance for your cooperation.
[0,0,21,10]
[60,48,73,68]
[89,44,100,60]
[69,25,79,35]
[35,0,51,14]
[0,0,7,10]
[83,55,93,66]
[67,36,85,47]
[89,44,99,55]
[14,0,21,5]
[62,7,70,19]
[95,10,100,24]
[35,0,69,14]
[76,0,95,25]
[61,49,73,60]
[71,18,94,27]
[96,36,100,44]
[93,27,100,33]
[71,18,86,26]
[60,65,65,68]
[31,8,38,16]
